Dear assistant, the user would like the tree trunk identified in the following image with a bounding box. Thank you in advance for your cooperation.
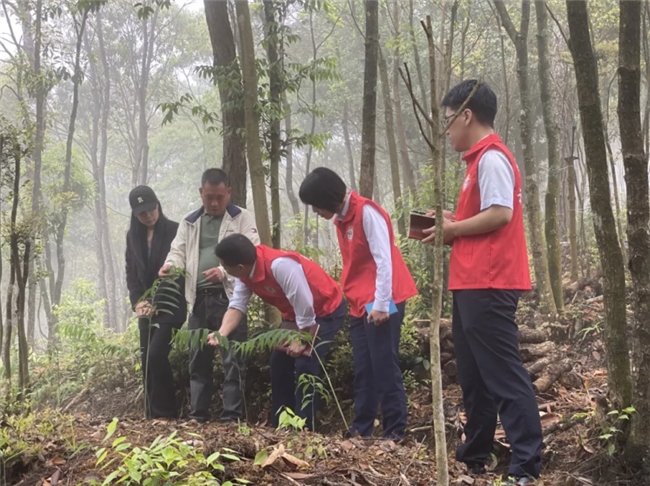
[378,47,405,237]
[617,0,650,454]
[342,98,357,191]
[263,0,282,248]
[496,14,511,145]
[134,5,158,186]
[605,138,628,261]
[299,12,318,244]
[535,0,563,311]
[204,0,247,207]
[28,0,45,346]
[392,0,416,194]
[284,95,300,216]
[494,0,556,317]
[235,0,272,246]
[96,12,118,330]
[566,0,631,408]
[358,0,379,198]
[84,18,116,330]
[567,128,579,282]
[424,16,450,486]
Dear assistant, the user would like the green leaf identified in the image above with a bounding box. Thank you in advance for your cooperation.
[206,451,221,464]
[104,418,118,442]
[253,449,268,466]
[102,469,121,485]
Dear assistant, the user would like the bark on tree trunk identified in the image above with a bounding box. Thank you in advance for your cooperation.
[378,47,405,237]
[605,138,628,261]
[617,0,650,454]
[85,17,116,330]
[342,98,357,191]
[284,95,300,216]
[235,0,272,246]
[424,16,449,485]
[97,13,118,330]
[134,5,158,186]
[566,127,579,282]
[263,0,282,249]
[28,0,45,346]
[535,0,563,311]
[204,0,247,207]
[358,0,379,198]
[303,9,319,246]
[494,0,556,317]
[566,0,631,408]
[392,1,416,194]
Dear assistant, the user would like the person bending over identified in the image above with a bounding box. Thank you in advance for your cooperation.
[207,234,346,431]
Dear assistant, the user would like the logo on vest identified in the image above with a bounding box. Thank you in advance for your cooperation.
[347,228,353,240]
[265,286,276,293]
[462,175,471,191]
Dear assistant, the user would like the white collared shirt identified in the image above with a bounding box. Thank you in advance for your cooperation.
[228,258,316,329]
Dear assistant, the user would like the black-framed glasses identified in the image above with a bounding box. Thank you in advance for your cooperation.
[442,113,455,124]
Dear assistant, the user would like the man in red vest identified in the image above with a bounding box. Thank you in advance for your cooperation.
[422,80,542,485]
[206,233,346,431]
[299,168,418,440]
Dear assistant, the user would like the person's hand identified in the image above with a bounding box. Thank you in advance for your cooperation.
[286,339,308,358]
[422,215,457,245]
[425,209,455,220]
[135,301,153,317]
[159,263,171,278]
[207,332,221,347]
[368,309,390,326]
[203,267,224,284]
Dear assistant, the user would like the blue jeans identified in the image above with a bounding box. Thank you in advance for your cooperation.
[269,299,347,431]
[349,301,407,439]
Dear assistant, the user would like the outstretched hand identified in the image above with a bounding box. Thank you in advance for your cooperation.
[207,332,221,347]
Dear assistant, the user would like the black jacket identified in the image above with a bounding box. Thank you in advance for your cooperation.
[125,210,187,324]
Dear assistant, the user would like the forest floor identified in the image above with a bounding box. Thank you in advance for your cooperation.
[4,277,644,486]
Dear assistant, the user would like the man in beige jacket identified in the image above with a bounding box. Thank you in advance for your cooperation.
[160,168,259,422]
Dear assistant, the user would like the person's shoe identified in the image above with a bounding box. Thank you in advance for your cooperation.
[468,463,486,475]
[490,475,537,485]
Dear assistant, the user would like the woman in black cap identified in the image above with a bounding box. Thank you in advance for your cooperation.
[126,185,186,419]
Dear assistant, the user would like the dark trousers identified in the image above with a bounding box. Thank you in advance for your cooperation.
[269,299,347,431]
[452,289,543,478]
[349,301,407,439]
[138,318,183,419]
[188,289,247,422]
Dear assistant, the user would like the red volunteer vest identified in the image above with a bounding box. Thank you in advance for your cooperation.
[334,191,418,317]
[448,133,532,291]
[240,245,342,321]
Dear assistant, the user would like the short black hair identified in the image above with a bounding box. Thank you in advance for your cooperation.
[441,79,497,128]
[299,167,347,212]
[202,168,230,187]
[216,234,257,266]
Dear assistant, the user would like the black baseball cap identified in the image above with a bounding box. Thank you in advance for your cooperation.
[129,185,158,215]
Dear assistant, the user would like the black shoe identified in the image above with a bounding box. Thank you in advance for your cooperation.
[468,463,486,475]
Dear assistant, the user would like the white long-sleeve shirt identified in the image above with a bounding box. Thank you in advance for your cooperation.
[338,195,393,313]
[228,257,316,329]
